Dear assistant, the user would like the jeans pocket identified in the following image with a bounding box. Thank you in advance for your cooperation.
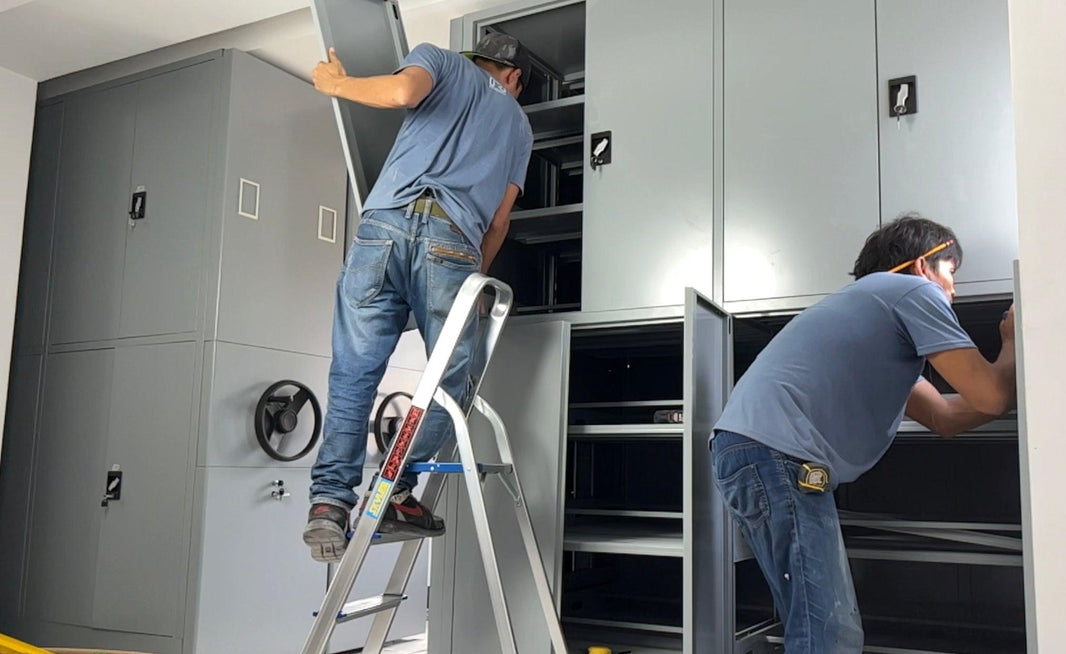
[426,240,480,271]
[717,462,771,529]
[343,237,392,308]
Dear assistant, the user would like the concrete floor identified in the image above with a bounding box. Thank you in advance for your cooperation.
[380,633,427,653]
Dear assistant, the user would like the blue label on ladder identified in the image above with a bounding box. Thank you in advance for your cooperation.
[364,477,395,520]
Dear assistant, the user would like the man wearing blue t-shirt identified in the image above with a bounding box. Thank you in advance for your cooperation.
[303,34,533,563]
[712,215,1017,652]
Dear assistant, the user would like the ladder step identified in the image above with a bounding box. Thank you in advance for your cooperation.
[313,594,407,623]
[407,462,512,475]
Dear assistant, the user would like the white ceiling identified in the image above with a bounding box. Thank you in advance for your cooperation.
[0,0,326,81]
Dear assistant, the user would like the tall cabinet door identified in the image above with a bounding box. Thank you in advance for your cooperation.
[119,63,219,338]
[723,0,880,307]
[682,289,733,653]
[92,342,198,636]
[25,349,115,627]
[49,85,136,345]
[430,320,570,654]
[311,0,408,204]
[877,0,1017,296]
[582,0,714,313]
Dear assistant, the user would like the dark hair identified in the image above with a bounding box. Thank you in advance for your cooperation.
[851,212,963,279]
[472,56,511,74]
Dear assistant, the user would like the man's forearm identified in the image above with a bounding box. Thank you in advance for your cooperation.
[993,340,1018,409]
[934,395,1003,437]
[480,224,508,273]
[330,74,413,109]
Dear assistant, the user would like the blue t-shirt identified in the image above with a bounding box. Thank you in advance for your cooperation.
[362,43,534,248]
[714,273,976,484]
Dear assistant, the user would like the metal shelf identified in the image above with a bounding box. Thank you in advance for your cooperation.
[568,424,684,438]
[846,547,1022,567]
[569,399,683,409]
[566,509,683,519]
[523,95,584,138]
[767,619,1026,653]
[508,203,582,245]
[562,616,683,636]
[564,523,683,557]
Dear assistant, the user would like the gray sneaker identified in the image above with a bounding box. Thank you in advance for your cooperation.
[303,503,349,563]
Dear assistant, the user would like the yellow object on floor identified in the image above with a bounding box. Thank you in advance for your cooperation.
[0,632,52,654]
[0,636,154,654]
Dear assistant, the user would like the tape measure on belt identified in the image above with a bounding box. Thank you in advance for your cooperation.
[797,462,831,493]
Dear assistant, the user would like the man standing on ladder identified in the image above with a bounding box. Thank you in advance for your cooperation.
[303,34,533,563]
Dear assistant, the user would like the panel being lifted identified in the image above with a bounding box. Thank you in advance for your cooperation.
[310,0,409,204]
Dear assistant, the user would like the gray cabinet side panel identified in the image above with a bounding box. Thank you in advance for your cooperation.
[25,349,114,627]
[216,51,345,356]
[49,86,136,345]
[202,340,330,467]
[432,320,569,654]
[119,62,219,339]
[684,291,733,654]
[0,355,43,621]
[582,0,714,312]
[14,103,64,356]
[92,342,198,636]
[723,0,880,303]
[877,0,1017,290]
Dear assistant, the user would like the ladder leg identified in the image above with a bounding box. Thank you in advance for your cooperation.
[436,388,519,654]
[476,396,570,654]
[362,470,448,654]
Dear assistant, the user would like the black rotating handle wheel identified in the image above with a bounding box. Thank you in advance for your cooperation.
[255,380,323,462]
[373,391,413,454]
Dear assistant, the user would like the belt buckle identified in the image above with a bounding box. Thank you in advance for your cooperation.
[797,463,830,493]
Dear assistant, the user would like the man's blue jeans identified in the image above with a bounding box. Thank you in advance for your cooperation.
[310,206,480,510]
[711,431,864,653]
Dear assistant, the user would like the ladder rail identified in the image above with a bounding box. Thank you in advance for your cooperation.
[475,395,570,654]
[436,388,519,654]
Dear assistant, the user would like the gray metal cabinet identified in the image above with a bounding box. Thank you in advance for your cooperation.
[582,0,715,313]
[191,465,428,654]
[48,86,136,345]
[4,49,349,653]
[430,320,571,654]
[722,0,880,307]
[119,63,219,339]
[13,103,63,356]
[876,0,1017,296]
[25,349,115,628]
[93,342,198,636]
[200,341,331,467]
[0,355,43,621]
[213,51,346,357]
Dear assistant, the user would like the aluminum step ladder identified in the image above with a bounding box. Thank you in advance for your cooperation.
[300,272,568,654]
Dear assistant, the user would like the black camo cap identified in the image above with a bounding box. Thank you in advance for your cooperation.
[461,33,532,90]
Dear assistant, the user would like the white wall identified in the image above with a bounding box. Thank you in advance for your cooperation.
[1009,0,1066,650]
[0,65,36,460]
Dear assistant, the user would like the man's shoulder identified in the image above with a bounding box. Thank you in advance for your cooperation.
[848,272,937,300]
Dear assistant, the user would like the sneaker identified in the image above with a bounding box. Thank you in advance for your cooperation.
[303,503,350,563]
[379,489,446,537]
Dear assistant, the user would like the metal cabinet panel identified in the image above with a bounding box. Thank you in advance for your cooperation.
[14,103,63,356]
[683,289,733,653]
[877,0,1017,294]
[430,320,570,654]
[723,0,880,304]
[25,349,114,627]
[119,62,219,339]
[582,0,714,312]
[0,354,43,620]
[92,342,198,636]
[191,465,427,653]
[49,86,136,345]
[311,0,408,205]
[201,340,330,467]
[215,52,345,356]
